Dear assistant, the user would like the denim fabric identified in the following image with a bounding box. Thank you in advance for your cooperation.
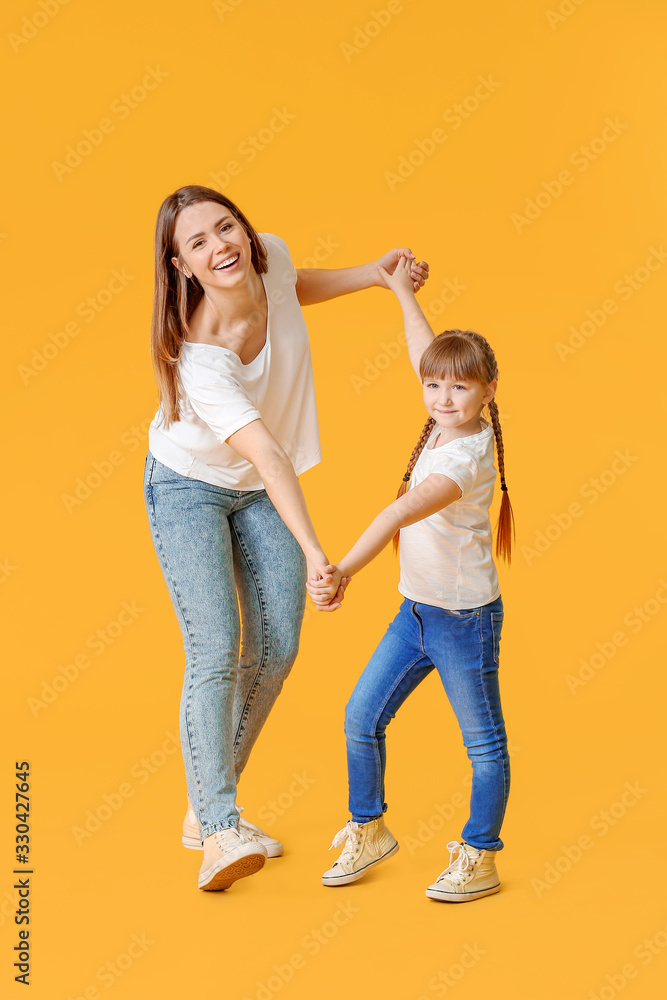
[344,596,510,851]
[142,451,306,839]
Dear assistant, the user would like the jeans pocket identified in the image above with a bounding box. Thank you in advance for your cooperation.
[491,611,504,664]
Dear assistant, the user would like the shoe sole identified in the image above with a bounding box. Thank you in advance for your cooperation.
[199,852,266,891]
[184,834,284,858]
[425,882,501,902]
[321,840,400,886]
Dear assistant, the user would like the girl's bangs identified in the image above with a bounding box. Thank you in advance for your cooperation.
[419,337,487,383]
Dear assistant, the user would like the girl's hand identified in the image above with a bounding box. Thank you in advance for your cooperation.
[306,565,342,604]
[377,254,421,299]
[374,248,429,293]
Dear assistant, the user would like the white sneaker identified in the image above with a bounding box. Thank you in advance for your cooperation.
[198,826,267,891]
[425,840,501,902]
[183,797,284,857]
[237,809,284,858]
[321,817,399,886]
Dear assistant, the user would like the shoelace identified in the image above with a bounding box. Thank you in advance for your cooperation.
[236,806,268,840]
[213,825,252,849]
[436,840,480,885]
[328,821,362,865]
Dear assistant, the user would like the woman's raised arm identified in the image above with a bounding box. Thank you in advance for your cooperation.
[295,247,429,306]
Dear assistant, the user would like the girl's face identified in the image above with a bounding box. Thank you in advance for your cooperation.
[171,200,254,290]
[422,375,497,435]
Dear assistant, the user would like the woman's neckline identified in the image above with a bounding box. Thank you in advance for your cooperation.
[427,417,490,450]
[182,271,269,368]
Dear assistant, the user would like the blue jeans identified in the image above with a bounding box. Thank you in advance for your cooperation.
[142,451,306,840]
[344,596,510,851]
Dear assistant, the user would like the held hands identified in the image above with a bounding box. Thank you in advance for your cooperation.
[375,248,429,294]
[306,563,352,613]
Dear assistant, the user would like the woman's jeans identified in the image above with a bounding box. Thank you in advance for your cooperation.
[142,451,306,840]
[345,596,510,852]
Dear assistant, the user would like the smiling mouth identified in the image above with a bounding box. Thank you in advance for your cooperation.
[213,253,240,271]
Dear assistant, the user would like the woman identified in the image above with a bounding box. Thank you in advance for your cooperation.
[142,184,428,891]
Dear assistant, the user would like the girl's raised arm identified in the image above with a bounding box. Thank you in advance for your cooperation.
[377,254,435,379]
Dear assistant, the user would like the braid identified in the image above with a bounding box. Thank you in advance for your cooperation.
[392,417,435,553]
[488,398,515,564]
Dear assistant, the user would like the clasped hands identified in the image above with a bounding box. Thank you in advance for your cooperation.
[306,564,351,613]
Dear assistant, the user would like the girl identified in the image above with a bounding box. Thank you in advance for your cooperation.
[307,254,515,902]
[142,185,428,891]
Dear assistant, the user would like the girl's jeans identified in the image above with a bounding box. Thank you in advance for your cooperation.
[345,596,510,852]
[142,452,306,840]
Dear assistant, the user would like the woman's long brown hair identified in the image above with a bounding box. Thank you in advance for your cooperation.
[393,330,515,563]
[150,185,268,428]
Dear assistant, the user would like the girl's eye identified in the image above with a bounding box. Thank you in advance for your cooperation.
[192,240,204,249]
[453,384,466,390]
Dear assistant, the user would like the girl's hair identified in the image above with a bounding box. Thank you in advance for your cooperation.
[150,185,268,427]
[393,329,515,563]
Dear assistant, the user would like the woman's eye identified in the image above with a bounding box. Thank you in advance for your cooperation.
[193,224,231,249]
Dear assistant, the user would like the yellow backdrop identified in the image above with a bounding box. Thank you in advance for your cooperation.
[2,0,666,997]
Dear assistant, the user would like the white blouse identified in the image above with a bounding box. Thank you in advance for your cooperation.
[148,232,322,491]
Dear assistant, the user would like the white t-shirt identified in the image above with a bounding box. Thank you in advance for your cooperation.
[148,232,322,491]
[398,418,501,610]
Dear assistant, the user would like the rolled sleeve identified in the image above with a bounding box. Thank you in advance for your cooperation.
[184,370,261,444]
[430,452,478,497]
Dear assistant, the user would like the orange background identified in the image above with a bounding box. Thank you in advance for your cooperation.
[2,0,666,997]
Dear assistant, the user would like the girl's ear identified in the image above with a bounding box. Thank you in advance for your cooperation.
[483,379,498,405]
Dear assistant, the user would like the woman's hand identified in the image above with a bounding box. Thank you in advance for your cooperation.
[377,253,419,299]
[306,555,334,584]
[374,248,429,293]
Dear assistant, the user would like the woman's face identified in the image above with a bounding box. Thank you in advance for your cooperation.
[171,200,254,289]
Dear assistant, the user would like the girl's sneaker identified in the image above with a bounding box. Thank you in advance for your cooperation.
[321,817,399,886]
[198,827,267,891]
[183,797,284,857]
[425,840,500,902]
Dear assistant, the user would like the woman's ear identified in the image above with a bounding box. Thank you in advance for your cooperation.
[171,256,191,279]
